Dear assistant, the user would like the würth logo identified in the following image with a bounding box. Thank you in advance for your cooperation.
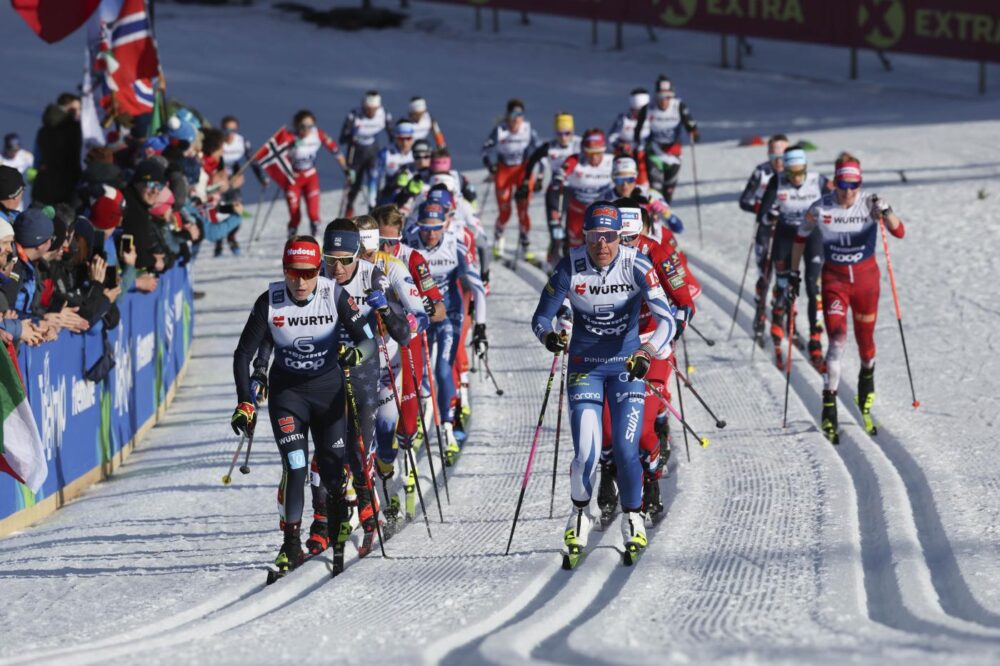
[278,416,295,433]
[273,316,285,328]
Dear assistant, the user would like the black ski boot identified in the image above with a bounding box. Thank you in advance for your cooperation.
[821,390,839,445]
[353,479,379,557]
[305,517,329,555]
[655,418,671,471]
[597,462,618,529]
[642,473,664,524]
[327,482,352,577]
[857,366,877,435]
[267,523,305,584]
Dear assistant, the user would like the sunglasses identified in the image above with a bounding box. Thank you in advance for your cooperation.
[379,235,402,246]
[786,168,807,178]
[556,130,572,137]
[144,181,165,191]
[415,153,431,160]
[298,123,315,130]
[585,229,619,245]
[619,233,639,244]
[324,253,357,267]
[284,266,320,280]
[614,177,636,186]
[768,153,783,161]
[836,180,860,190]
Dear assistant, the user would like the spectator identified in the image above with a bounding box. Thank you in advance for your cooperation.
[0,218,42,346]
[122,158,172,276]
[0,166,24,224]
[11,208,53,316]
[32,92,82,206]
[1,134,35,181]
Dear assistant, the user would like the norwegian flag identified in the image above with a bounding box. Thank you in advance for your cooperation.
[91,0,159,116]
[253,128,296,191]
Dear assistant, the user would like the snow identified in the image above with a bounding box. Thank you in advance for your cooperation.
[1,1,1000,664]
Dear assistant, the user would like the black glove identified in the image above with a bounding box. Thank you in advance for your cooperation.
[870,195,892,218]
[472,323,488,357]
[421,295,437,318]
[514,183,530,201]
[249,365,269,404]
[544,330,568,354]
[786,271,801,304]
[231,401,256,436]
[673,305,692,341]
[626,348,652,381]
[482,157,497,175]
[690,127,701,144]
[338,344,364,367]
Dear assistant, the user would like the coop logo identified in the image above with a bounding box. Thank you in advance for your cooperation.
[656,0,697,27]
[114,323,133,417]
[136,332,155,371]
[71,376,96,416]
[859,0,905,49]
[37,353,67,461]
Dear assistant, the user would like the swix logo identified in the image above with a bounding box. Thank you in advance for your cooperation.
[586,283,634,295]
[37,353,67,462]
[575,283,587,295]
[273,316,285,328]
[287,315,336,326]
[278,416,295,434]
[625,405,641,441]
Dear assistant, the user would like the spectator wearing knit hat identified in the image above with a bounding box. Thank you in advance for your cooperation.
[0,166,25,224]
[122,158,172,279]
[11,208,53,317]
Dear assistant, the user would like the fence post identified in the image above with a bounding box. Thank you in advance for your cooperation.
[850,47,858,80]
[615,21,623,51]
[720,34,729,69]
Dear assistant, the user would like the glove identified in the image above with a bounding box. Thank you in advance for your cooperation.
[421,295,437,317]
[481,268,490,289]
[690,128,701,144]
[338,344,364,367]
[626,347,653,381]
[472,323,488,357]
[346,168,357,185]
[514,183,530,201]
[533,177,543,193]
[673,305,692,341]
[395,170,412,188]
[870,195,892,218]
[544,330,568,354]
[786,270,801,304]
[407,177,424,195]
[667,214,684,234]
[365,289,389,312]
[249,365,269,404]
[555,304,573,332]
[231,401,256,436]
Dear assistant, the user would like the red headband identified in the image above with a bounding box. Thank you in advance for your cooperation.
[835,160,862,182]
[283,239,321,267]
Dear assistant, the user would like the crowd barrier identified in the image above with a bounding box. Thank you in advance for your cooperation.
[0,265,194,535]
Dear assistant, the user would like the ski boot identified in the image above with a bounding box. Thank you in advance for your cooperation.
[403,464,417,520]
[492,234,505,259]
[562,503,593,569]
[353,480,379,558]
[808,328,826,373]
[596,462,618,530]
[519,232,536,263]
[214,240,224,257]
[621,511,648,566]
[856,366,877,435]
[287,224,298,239]
[453,409,468,445]
[229,239,241,257]
[305,516,329,555]
[443,421,461,466]
[654,416,671,469]
[375,459,400,538]
[327,484,352,577]
[267,523,305,584]
[821,390,839,445]
[460,382,472,421]
[642,473,664,525]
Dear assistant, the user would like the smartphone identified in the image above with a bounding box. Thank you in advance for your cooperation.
[120,234,134,255]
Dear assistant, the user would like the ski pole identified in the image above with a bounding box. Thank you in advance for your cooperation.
[878,217,919,408]
[239,429,254,475]
[682,332,693,375]
[688,322,715,347]
[222,433,247,485]
[751,222,778,361]
[782,299,796,428]
[505,350,562,556]
[406,340,449,504]
[244,182,267,255]
[689,135,704,248]
[480,351,505,396]
[548,350,567,519]
[728,223,758,341]
[375,313,438,535]
[642,374,709,453]
[674,370,692,462]
[669,358,727,428]
[422,331,453,499]
[342,356,388,559]
[248,186,281,251]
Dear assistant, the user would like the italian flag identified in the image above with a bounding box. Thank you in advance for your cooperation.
[0,343,47,493]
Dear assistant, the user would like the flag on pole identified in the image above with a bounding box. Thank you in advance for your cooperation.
[252,128,296,191]
[11,0,101,43]
[92,0,160,117]
[0,346,47,494]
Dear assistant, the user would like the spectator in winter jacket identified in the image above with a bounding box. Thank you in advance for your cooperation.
[11,208,53,315]
[122,158,172,276]
[31,93,82,206]
[0,166,24,224]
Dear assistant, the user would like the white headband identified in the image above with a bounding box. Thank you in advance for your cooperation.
[359,228,380,252]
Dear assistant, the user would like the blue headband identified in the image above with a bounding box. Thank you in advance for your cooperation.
[784,148,807,168]
[323,228,360,254]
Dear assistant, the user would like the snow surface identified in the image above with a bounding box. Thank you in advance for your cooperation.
[1,1,1000,664]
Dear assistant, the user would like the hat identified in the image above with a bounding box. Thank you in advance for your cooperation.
[629,88,650,110]
[612,157,638,178]
[174,108,202,129]
[412,139,431,157]
[52,203,76,247]
[73,218,96,254]
[554,113,574,132]
[144,135,169,155]
[582,130,606,154]
[395,121,415,137]
[783,147,807,169]
[427,185,455,206]
[13,208,54,248]
[321,226,360,256]
[91,185,126,230]
[167,116,197,144]
[132,158,167,185]
[655,76,674,98]
[409,96,427,114]
[583,201,621,231]
[417,201,447,226]
[0,218,13,240]
[0,166,24,200]
[3,133,19,151]
[284,237,323,267]
[363,91,382,109]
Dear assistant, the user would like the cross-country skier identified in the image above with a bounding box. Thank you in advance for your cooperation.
[519,112,581,265]
[607,88,650,185]
[757,144,827,370]
[532,201,676,566]
[481,98,539,261]
[788,153,905,443]
[405,199,488,464]
[340,91,393,216]
[231,236,375,576]
[375,120,416,205]
[406,96,446,148]
[548,129,615,252]
[284,110,348,237]
[738,134,789,313]
[636,76,698,204]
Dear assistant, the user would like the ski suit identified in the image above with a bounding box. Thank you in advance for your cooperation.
[340,106,392,213]
[285,127,341,233]
[638,98,697,203]
[739,160,780,290]
[481,120,538,240]
[555,154,615,249]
